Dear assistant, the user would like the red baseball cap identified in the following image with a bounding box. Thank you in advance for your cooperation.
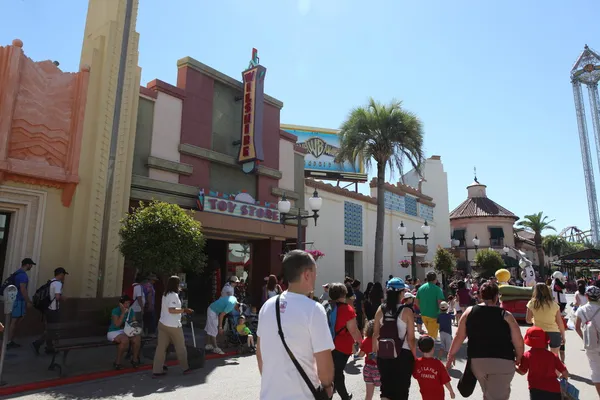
[524,326,549,349]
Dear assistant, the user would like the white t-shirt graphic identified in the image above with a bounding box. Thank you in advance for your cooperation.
[523,265,536,287]
[258,291,334,400]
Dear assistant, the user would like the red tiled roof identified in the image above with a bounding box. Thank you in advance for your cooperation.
[449,197,518,220]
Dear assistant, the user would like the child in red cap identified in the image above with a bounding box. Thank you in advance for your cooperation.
[516,326,569,400]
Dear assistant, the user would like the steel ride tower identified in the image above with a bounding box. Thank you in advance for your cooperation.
[571,45,600,244]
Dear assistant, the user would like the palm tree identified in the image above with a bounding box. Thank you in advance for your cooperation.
[336,98,424,283]
[542,235,566,257]
[517,212,556,278]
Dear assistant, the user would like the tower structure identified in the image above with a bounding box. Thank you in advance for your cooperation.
[571,45,600,244]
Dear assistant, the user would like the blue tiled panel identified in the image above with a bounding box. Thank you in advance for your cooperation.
[344,201,363,247]
[405,196,418,217]
[420,203,434,221]
[383,191,405,213]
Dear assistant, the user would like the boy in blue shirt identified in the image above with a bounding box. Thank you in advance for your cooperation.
[204,296,239,354]
[437,301,454,363]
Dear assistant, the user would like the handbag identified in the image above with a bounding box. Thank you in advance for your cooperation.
[275,295,331,400]
[457,358,477,397]
[124,308,142,337]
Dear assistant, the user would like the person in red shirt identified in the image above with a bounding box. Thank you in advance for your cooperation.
[328,283,363,400]
[516,326,569,400]
[413,336,455,400]
[355,320,380,400]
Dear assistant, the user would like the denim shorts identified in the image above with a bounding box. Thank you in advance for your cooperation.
[547,331,562,349]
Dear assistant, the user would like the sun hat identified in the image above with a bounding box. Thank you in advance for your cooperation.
[439,301,449,311]
[586,285,600,301]
[386,277,406,291]
[524,326,549,349]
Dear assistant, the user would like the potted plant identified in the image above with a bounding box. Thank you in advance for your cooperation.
[419,261,431,268]
[399,259,411,268]
[307,249,325,261]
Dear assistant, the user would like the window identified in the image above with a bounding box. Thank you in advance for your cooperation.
[453,229,466,247]
[489,227,505,247]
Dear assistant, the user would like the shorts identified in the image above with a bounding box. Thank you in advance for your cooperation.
[529,388,561,400]
[440,331,452,352]
[12,299,26,318]
[107,329,124,342]
[205,307,219,337]
[586,349,600,383]
[363,363,381,386]
[547,331,562,349]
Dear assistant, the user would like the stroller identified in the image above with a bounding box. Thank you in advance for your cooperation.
[225,303,257,354]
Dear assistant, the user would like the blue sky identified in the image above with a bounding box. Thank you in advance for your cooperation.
[2,0,600,238]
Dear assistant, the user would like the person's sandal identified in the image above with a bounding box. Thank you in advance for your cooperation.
[113,363,124,370]
[131,359,141,368]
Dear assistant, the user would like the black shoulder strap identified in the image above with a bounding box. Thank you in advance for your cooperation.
[275,295,319,398]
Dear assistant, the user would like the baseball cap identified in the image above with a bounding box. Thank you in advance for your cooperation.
[54,267,69,276]
[322,283,330,288]
[229,276,240,283]
[403,292,415,299]
[386,277,406,291]
[439,301,449,311]
[524,326,549,349]
[21,258,36,266]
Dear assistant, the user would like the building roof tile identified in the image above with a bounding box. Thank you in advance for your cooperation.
[449,197,518,220]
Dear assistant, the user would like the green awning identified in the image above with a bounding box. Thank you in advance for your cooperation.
[490,227,504,239]
[453,229,465,241]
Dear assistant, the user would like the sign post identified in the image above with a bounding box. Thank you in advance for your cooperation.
[0,284,18,386]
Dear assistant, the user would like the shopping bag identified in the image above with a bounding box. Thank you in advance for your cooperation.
[560,378,579,400]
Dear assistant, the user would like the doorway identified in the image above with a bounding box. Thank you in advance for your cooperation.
[0,212,11,280]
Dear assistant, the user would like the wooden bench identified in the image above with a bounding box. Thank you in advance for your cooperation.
[46,321,153,377]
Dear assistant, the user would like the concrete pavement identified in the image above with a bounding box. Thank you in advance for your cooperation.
[7,325,597,400]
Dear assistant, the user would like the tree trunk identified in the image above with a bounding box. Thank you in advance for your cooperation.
[374,163,386,284]
[535,233,545,279]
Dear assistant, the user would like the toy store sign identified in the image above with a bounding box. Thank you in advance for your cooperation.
[204,196,280,223]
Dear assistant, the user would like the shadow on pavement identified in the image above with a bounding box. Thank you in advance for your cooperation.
[570,373,593,386]
[4,356,249,400]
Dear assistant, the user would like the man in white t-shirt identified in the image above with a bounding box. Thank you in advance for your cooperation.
[33,267,68,354]
[257,250,334,400]
[221,276,239,298]
[131,276,146,326]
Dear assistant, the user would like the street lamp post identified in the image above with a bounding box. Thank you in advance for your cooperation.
[398,221,431,280]
[451,235,481,275]
[278,190,322,250]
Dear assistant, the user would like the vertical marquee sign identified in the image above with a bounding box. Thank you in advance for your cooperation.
[238,48,266,174]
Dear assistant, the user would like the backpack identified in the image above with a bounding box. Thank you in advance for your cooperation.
[582,307,600,350]
[32,280,53,312]
[0,270,21,296]
[323,301,346,339]
[378,305,407,359]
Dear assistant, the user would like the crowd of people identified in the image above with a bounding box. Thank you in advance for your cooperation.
[255,250,600,400]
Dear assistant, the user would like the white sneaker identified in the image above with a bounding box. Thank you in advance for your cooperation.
[205,344,214,351]
[213,347,225,355]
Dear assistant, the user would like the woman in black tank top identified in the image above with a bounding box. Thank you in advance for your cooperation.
[445,282,524,400]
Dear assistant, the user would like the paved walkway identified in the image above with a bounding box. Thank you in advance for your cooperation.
[0,325,211,388]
